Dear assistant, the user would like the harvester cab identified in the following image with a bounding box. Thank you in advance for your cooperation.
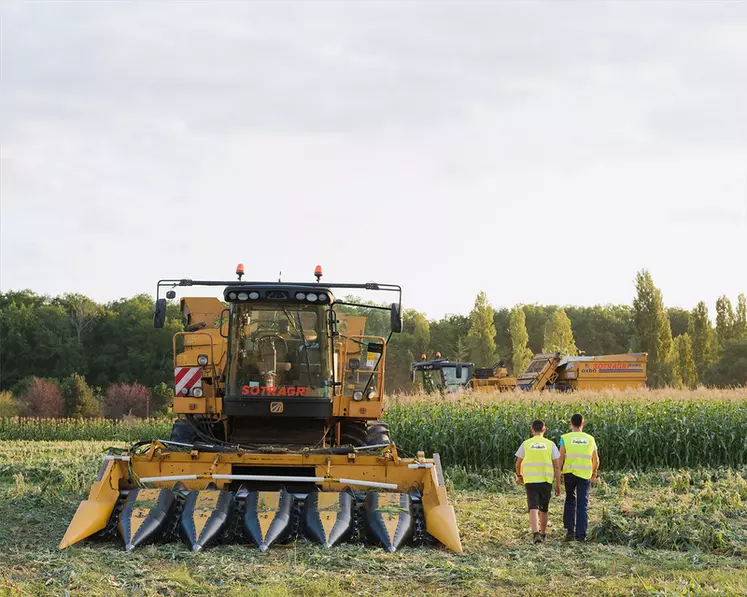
[411,353,517,394]
[411,354,472,393]
[60,266,462,555]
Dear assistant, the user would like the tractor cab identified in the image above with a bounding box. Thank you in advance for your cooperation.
[411,354,473,393]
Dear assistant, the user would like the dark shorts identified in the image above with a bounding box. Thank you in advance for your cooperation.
[525,482,552,512]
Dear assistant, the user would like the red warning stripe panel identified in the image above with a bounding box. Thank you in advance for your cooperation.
[175,367,191,385]
[175,367,202,395]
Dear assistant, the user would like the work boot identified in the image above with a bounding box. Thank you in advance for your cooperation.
[575,536,586,542]
[565,531,575,542]
[533,532,543,544]
[540,533,547,542]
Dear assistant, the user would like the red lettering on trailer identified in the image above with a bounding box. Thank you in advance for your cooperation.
[277,386,286,396]
[287,387,296,396]
[250,386,260,396]
[268,386,277,396]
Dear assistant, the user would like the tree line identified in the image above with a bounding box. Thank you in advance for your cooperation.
[0,270,745,417]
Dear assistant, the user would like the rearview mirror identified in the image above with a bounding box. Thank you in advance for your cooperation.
[455,364,463,379]
[153,299,167,329]
[390,303,402,333]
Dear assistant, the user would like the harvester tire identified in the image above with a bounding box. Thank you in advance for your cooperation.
[170,419,198,444]
[339,421,368,447]
[365,421,390,445]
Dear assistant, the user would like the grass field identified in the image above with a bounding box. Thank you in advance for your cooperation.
[1,441,746,596]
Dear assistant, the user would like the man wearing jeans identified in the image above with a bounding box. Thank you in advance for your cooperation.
[559,413,599,542]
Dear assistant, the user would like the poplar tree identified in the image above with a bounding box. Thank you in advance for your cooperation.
[633,270,674,387]
[542,308,578,355]
[715,295,735,355]
[454,336,470,362]
[689,301,714,378]
[735,294,747,341]
[509,306,533,374]
[467,291,498,367]
[673,333,697,389]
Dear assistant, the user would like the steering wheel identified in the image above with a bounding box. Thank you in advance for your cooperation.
[256,334,289,358]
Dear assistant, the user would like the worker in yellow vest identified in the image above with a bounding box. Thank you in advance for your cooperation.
[559,413,599,542]
[515,419,562,544]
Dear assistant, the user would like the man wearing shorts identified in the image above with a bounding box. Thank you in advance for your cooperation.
[515,419,562,544]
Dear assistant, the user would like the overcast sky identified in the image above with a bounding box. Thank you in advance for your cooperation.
[1,1,745,319]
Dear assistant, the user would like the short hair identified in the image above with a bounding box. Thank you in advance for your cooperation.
[571,413,584,427]
[531,419,545,432]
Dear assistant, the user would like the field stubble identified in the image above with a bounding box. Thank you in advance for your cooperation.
[0,441,746,596]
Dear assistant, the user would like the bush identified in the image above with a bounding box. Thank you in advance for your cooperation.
[103,382,151,418]
[149,382,174,417]
[17,378,64,417]
[59,373,102,418]
[0,391,19,417]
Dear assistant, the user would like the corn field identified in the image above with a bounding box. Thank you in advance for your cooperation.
[1,389,746,471]
[0,417,172,442]
[386,392,747,470]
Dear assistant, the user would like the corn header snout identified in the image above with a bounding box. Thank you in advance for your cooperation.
[60,441,462,553]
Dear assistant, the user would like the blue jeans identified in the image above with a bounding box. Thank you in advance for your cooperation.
[563,473,590,538]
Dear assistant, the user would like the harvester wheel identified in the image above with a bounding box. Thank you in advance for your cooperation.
[170,419,198,444]
[365,421,390,445]
[339,421,368,447]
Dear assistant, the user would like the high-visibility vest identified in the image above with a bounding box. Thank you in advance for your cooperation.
[521,437,555,484]
[561,431,595,479]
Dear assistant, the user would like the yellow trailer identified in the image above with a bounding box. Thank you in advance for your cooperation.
[551,353,647,390]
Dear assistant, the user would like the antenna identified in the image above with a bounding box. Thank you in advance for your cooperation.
[278,270,282,282]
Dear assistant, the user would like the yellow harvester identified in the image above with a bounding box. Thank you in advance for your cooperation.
[413,352,647,393]
[60,266,462,553]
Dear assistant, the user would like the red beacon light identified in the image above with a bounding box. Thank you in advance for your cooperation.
[236,263,245,281]
[314,265,323,282]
